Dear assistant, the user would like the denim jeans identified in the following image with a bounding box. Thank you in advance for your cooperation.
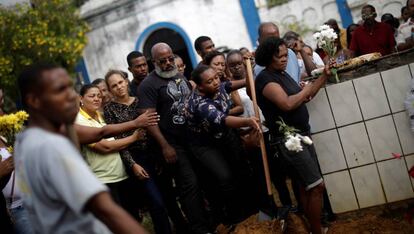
[10,206,34,234]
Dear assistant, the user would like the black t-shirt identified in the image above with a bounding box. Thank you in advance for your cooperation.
[255,69,310,137]
[137,71,192,143]
[129,79,139,97]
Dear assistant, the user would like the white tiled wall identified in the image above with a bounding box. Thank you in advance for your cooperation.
[354,73,390,120]
[326,81,362,127]
[312,130,347,174]
[311,64,414,213]
[307,88,335,133]
[409,63,414,76]
[365,116,402,161]
[394,112,414,155]
[350,164,386,208]
[377,159,414,202]
[324,171,359,213]
[381,66,411,113]
[338,123,375,168]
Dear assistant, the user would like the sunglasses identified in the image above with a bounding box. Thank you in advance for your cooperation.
[157,56,175,65]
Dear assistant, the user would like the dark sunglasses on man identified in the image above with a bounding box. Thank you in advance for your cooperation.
[157,56,175,65]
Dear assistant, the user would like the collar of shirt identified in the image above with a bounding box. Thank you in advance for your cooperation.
[362,21,380,32]
[79,108,103,124]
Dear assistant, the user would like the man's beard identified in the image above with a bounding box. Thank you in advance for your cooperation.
[155,64,178,79]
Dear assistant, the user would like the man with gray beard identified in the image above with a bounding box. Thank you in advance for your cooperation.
[138,43,212,234]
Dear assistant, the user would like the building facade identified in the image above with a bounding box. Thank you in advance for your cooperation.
[80,0,405,80]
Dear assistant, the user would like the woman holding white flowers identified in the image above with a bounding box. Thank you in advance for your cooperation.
[254,37,331,234]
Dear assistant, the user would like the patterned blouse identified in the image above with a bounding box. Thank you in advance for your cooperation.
[186,81,232,139]
[103,98,146,169]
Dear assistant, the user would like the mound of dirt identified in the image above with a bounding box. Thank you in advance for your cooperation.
[217,213,310,234]
[329,213,413,234]
[216,204,414,234]
[216,214,282,234]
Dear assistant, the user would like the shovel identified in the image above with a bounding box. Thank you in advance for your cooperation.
[244,58,288,229]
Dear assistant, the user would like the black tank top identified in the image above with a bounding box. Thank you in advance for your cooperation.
[255,69,310,137]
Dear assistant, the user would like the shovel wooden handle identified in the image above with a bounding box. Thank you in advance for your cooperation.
[244,58,273,196]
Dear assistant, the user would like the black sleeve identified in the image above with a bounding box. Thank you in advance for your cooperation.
[119,149,136,170]
[103,104,136,169]
[103,104,116,124]
[255,71,273,95]
[224,81,232,94]
[137,79,158,109]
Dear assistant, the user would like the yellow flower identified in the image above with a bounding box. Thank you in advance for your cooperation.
[0,111,29,147]
[15,111,29,121]
[7,146,13,153]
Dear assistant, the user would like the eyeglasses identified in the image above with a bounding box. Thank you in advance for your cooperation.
[157,56,175,65]
[362,13,376,20]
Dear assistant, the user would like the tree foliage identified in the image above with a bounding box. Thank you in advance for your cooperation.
[280,20,315,37]
[267,0,291,8]
[0,0,89,98]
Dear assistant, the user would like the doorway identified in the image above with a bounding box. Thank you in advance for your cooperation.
[143,28,194,78]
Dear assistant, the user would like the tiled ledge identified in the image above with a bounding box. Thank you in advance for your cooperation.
[308,60,414,213]
[334,48,414,84]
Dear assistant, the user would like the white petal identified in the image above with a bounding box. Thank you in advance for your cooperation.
[302,136,313,145]
[320,25,330,31]
[313,32,321,40]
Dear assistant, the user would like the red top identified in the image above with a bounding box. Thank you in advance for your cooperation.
[350,21,396,56]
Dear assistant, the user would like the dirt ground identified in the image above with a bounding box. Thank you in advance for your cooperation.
[217,199,414,234]
[142,179,414,233]
[141,183,414,233]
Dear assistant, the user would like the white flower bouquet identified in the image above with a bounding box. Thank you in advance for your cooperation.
[276,117,312,153]
[312,25,339,83]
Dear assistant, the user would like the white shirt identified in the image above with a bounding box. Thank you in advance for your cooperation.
[396,18,414,45]
[298,52,325,75]
[312,52,325,67]
[14,128,110,234]
[1,148,23,209]
[238,87,268,132]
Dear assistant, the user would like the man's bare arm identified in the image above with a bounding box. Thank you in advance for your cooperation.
[300,49,317,76]
[86,192,147,234]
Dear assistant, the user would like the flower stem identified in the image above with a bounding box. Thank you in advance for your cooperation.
[331,68,339,83]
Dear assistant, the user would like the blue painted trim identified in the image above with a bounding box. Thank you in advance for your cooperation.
[239,0,261,48]
[135,22,198,68]
[336,0,353,28]
[75,57,90,83]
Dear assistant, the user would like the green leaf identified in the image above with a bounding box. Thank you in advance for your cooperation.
[0,0,89,101]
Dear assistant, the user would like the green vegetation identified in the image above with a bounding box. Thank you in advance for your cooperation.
[267,0,291,8]
[0,0,89,100]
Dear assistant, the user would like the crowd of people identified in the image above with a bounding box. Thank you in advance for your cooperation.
[1,2,414,234]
